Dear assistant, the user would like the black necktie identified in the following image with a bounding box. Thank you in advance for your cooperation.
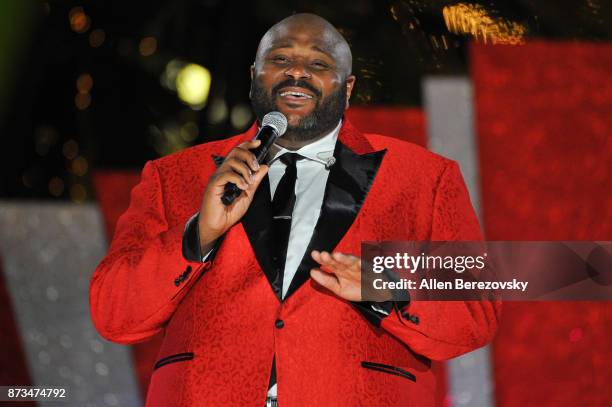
[271,153,303,285]
[272,153,302,219]
[268,152,302,394]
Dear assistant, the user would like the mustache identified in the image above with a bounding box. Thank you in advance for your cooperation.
[271,79,321,98]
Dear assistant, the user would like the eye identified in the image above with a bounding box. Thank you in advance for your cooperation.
[271,55,289,64]
[311,60,330,70]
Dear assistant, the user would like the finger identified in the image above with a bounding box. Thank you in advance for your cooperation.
[310,268,340,294]
[319,251,344,271]
[331,252,361,268]
[228,147,260,172]
[213,171,249,190]
[238,139,261,150]
[311,251,336,273]
[244,165,269,195]
[225,157,255,185]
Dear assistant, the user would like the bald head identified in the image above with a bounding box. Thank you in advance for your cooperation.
[254,13,353,77]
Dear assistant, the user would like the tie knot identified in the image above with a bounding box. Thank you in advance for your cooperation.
[279,152,303,167]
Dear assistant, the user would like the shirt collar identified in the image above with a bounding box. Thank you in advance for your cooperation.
[270,120,341,165]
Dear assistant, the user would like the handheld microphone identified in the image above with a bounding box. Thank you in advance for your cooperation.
[221,111,288,206]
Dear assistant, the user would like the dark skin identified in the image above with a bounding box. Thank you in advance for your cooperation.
[251,14,355,149]
[197,14,363,301]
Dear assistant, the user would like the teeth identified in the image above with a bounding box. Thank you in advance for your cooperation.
[280,91,313,99]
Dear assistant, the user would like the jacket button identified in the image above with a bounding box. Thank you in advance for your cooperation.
[174,278,181,287]
[410,315,420,325]
[275,319,285,329]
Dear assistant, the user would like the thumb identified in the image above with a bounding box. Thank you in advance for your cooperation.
[310,268,340,294]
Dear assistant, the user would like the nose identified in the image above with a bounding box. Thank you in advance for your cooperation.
[284,62,312,80]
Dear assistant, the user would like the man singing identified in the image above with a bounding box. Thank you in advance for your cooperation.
[90,13,500,407]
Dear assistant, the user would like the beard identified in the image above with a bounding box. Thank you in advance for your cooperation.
[250,77,347,143]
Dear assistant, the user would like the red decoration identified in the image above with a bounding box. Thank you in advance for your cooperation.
[472,40,612,406]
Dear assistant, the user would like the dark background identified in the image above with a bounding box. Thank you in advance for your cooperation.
[0,0,609,200]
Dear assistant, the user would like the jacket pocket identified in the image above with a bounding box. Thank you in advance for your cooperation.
[154,352,194,370]
[361,361,416,382]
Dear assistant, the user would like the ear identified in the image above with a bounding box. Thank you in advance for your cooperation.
[248,64,255,99]
[344,75,356,110]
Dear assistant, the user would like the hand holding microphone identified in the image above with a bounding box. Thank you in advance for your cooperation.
[221,111,288,205]
[196,112,287,254]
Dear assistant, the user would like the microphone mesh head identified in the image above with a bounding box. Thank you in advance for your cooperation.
[262,111,288,136]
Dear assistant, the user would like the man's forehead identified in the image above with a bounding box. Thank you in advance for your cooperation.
[268,36,335,57]
[255,15,352,74]
[263,24,340,56]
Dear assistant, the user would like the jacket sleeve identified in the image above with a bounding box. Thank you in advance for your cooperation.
[89,160,212,344]
[378,160,502,360]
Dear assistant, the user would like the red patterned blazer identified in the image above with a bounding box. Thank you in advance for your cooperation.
[90,119,500,406]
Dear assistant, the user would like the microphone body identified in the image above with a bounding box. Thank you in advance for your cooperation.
[221,112,287,206]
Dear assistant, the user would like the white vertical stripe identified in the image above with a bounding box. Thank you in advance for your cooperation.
[422,77,494,407]
[0,202,141,406]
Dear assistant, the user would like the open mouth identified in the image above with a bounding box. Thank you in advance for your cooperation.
[279,91,313,99]
[277,87,315,101]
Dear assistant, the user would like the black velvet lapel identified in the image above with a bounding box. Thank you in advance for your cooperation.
[284,141,387,299]
[241,175,285,300]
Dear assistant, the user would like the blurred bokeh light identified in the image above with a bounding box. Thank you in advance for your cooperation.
[69,6,90,34]
[175,63,212,110]
[443,3,527,44]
